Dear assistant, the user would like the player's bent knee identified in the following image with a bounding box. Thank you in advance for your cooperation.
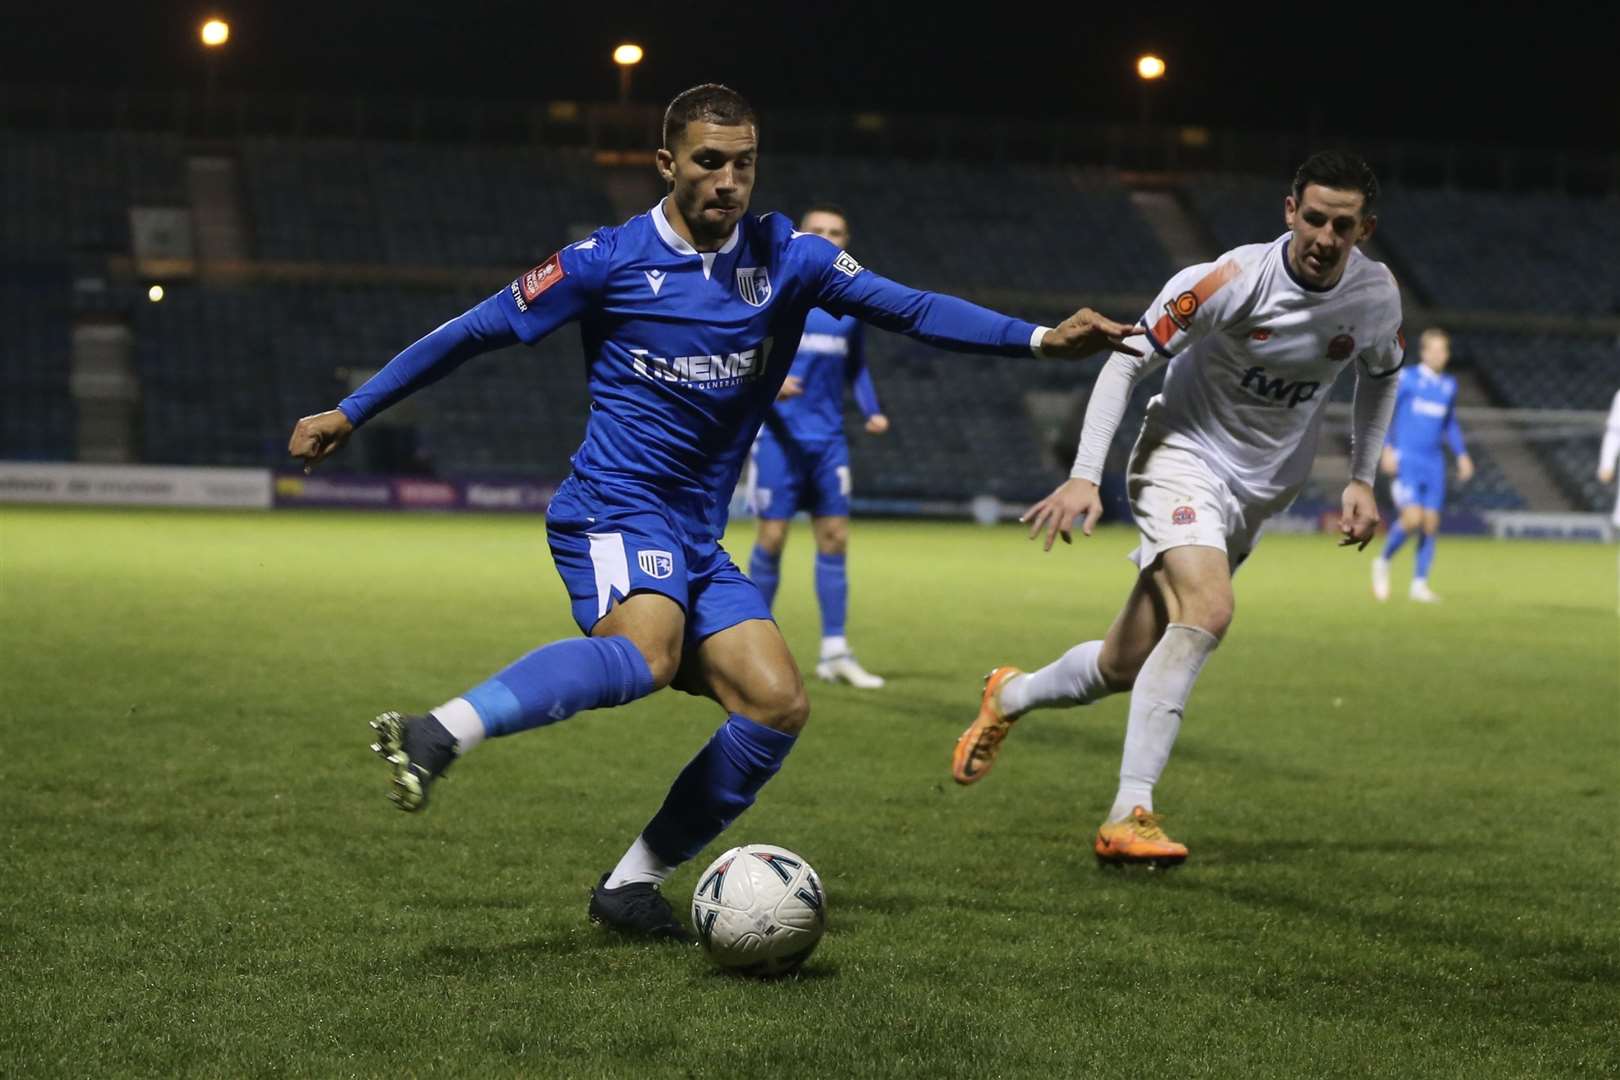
[1098,651,1140,692]
[637,646,681,690]
[1195,606,1234,641]
[1181,593,1234,640]
[751,679,810,735]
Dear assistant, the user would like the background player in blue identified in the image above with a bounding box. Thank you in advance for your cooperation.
[747,205,890,689]
[1371,327,1474,603]
[286,84,1139,941]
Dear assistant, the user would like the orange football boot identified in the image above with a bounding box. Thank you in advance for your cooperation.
[1094,806,1188,868]
[951,666,1023,785]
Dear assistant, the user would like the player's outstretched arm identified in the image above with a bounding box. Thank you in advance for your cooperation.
[808,242,1136,360]
[288,239,604,473]
[286,293,521,472]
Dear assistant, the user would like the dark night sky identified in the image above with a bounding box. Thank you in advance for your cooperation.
[5,1,1617,153]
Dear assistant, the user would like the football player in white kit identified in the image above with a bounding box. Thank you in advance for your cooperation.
[1599,388,1620,530]
[951,151,1403,866]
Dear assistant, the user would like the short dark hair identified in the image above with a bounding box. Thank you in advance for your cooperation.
[662,84,757,149]
[801,203,850,227]
[1292,150,1379,215]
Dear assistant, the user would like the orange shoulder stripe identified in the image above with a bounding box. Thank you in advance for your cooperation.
[1150,261,1242,346]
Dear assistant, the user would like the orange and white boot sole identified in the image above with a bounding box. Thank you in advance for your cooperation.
[951,666,1023,785]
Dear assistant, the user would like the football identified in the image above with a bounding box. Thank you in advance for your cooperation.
[691,844,827,976]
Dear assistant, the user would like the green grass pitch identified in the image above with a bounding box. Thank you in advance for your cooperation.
[2,507,1616,1078]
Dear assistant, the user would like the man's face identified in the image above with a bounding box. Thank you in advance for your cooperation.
[656,121,757,240]
[1420,333,1450,371]
[1283,184,1375,288]
[798,210,849,251]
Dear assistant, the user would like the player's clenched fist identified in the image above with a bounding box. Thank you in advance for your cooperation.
[1039,309,1142,360]
[1022,477,1104,551]
[1337,480,1380,550]
[288,409,354,474]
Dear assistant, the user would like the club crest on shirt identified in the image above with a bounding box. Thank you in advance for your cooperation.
[736,266,772,307]
[1327,334,1356,361]
[1172,505,1197,525]
[637,550,674,579]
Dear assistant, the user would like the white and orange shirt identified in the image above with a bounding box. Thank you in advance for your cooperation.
[1075,235,1404,509]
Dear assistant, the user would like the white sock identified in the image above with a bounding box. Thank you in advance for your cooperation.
[999,640,1110,717]
[1107,624,1219,822]
[605,835,676,889]
[430,696,485,754]
[820,635,849,660]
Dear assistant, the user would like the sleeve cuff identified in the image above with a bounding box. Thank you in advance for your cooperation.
[337,399,365,428]
[1030,325,1052,357]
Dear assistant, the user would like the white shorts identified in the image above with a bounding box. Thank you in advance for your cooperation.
[1126,443,1273,572]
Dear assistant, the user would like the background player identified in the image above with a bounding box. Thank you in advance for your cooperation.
[950,151,1402,867]
[1370,327,1474,603]
[287,84,1137,940]
[747,204,889,689]
[1599,387,1620,531]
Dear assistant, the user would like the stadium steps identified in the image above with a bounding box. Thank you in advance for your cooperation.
[1361,235,1431,311]
[187,155,250,268]
[1129,188,1216,267]
[69,318,138,462]
[1451,367,1570,511]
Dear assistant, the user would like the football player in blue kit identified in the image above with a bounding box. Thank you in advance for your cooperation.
[1371,327,1473,602]
[747,205,891,689]
[288,84,1138,941]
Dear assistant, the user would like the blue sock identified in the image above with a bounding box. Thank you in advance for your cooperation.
[814,552,848,640]
[641,713,797,865]
[749,544,781,610]
[1381,522,1409,560]
[1415,531,1437,580]
[462,635,655,738]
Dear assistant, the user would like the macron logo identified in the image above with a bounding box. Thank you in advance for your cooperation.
[645,269,666,296]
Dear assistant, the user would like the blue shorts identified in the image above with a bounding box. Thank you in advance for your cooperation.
[1393,460,1446,511]
[546,477,771,646]
[748,434,851,519]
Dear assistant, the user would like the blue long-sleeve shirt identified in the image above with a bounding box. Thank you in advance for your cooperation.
[1387,364,1467,462]
[339,201,1040,536]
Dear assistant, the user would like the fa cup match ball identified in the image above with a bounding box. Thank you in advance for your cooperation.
[691,844,827,976]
